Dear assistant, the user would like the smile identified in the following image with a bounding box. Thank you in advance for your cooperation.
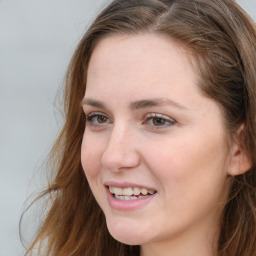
[108,186,157,200]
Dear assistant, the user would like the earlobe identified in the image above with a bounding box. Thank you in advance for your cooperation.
[228,125,252,176]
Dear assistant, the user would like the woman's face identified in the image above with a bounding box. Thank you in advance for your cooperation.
[81,34,232,249]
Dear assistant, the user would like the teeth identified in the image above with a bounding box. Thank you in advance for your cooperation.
[123,187,133,196]
[109,186,114,193]
[140,188,148,195]
[109,186,156,197]
[115,195,140,200]
[111,187,123,195]
[133,187,140,195]
[148,190,155,195]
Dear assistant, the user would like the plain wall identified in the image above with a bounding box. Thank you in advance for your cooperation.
[0,1,108,255]
[1,0,255,255]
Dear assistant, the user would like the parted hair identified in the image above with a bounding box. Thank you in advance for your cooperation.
[21,0,256,255]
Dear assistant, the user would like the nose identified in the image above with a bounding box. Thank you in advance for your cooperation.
[101,125,140,172]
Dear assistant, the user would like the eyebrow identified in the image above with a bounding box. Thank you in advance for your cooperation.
[81,98,106,108]
[81,97,187,110]
[130,98,187,110]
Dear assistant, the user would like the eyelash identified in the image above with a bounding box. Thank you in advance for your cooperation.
[143,113,176,129]
[85,112,176,129]
[86,112,112,127]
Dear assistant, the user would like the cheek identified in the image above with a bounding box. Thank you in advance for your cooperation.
[143,131,229,196]
[142,134,230,230]
[81,133,103,179]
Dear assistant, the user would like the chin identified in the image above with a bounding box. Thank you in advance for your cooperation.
[106,216,150,245]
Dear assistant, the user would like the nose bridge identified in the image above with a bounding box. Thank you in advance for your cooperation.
[101,122,140,171]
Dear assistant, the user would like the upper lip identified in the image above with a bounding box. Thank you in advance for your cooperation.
[104,181,157,191]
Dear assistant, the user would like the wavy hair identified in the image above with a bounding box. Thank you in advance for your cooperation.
[21,0,256,255]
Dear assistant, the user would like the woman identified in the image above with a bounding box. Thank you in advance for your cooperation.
[22,0,256,255]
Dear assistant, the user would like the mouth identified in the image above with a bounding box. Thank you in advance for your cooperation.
[107,186,157,201]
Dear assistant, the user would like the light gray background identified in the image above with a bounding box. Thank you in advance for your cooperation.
[1,1,255,255]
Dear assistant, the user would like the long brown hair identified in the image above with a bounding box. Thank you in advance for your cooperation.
[21,0,256,255]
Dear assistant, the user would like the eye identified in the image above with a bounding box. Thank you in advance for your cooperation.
[152,117,167,126]
[143,113,176,129]
[86,112,111,126]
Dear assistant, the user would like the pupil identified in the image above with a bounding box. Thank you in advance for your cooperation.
[98,116,106,123]
[153,118,165,125]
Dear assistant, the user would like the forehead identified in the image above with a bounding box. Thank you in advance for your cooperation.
[86,33,200,98]
[88,33,193,72]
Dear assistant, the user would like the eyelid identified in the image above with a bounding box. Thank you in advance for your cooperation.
[85,111,112,126]
[86,111,107,117]
[143,113,176,128]
[145,112,173,119]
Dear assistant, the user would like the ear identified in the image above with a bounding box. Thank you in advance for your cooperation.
[228,124,252,176]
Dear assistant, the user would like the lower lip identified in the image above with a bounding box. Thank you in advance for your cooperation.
[105,187,157,211]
